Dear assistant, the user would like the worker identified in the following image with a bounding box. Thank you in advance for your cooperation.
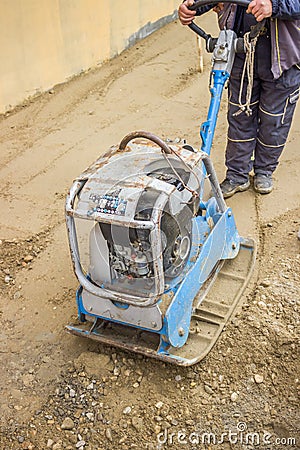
[178,0,300,198]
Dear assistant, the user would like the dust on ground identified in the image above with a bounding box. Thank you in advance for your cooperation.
[0,14,299,450]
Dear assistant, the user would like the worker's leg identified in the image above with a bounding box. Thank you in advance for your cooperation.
[254,65,300,176]
[224,57,260,185]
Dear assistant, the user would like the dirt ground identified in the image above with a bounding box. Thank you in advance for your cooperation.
[0,14,299,450]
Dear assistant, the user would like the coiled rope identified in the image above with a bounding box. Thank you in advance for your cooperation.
[235,31,259,116]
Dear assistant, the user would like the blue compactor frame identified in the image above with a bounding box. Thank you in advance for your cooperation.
[65,0,256,366]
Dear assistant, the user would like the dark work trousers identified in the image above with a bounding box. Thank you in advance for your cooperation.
[226,33,300,183]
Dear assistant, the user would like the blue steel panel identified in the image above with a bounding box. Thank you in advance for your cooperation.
[200,70,230,156]
[164,208,239,348]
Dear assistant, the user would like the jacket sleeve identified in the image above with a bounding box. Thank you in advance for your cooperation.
[272,0,300,19]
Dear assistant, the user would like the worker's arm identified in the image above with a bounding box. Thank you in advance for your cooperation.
[247,0,300,20]
[271,0,300,19]
[178,0,214,25]
[247,0,272,22]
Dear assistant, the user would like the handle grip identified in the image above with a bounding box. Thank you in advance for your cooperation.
[188,0,250,11]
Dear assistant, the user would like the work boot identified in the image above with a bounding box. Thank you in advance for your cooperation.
[220,178,250,199]
[253,174,273,194]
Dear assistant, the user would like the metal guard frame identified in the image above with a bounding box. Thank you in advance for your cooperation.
[65,50,234,307]
[65,149,228,307]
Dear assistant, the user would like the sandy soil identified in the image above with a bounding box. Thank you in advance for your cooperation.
[0,14,299,450]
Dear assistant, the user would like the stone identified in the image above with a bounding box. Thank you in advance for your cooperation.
[254,374,264,384]
[105,428,113,441]
[154,424,161,434]
[61,417,75,430]
[123,406,132,414]
[231,392,238,402]
[258,301,267,310]
[204,385,214,395]
[132,417,143,431]
[261,280,271,287]
[69,389,76,398]
[86,412,94,421]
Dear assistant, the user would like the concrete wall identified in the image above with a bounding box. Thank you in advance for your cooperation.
[0,0,178,114]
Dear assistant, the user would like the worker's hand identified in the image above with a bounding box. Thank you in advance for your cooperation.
[247,0,272,21]
[213,3,224,14]
[178,0,197,25]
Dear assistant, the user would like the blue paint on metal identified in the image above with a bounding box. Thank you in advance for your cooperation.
[205,197,220,224]
[200,70,230,156]
[76,287,86,322]
[75,204,240,359]
[163,207,239,348]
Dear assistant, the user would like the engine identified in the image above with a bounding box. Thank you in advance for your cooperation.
[72,137,203,297]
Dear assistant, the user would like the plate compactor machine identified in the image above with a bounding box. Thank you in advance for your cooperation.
[65,0,257,366]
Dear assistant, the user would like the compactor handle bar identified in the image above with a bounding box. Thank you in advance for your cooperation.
[187,0,264,49]
[189,0,250,11]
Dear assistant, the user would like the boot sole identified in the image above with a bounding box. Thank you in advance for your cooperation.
[254,186,273,194]
[222,181,250,199]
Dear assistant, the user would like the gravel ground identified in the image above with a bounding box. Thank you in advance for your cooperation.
[0,16,299,450]
[1,209,299,450]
